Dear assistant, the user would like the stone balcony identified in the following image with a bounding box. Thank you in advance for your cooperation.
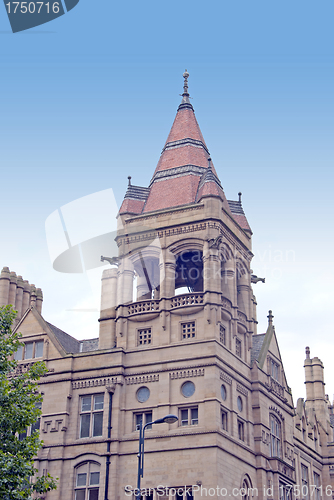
[125,292,204,320]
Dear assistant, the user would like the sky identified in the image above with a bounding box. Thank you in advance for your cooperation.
[0,0,333,402]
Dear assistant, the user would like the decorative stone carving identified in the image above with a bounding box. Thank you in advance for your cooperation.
[72,377,118,390]
[220,371,232,385]
[170,369,204,379]
[237,383,248,396]
[125,374,159,385]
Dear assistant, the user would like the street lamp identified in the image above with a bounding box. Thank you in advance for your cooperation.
[136,414,178,500]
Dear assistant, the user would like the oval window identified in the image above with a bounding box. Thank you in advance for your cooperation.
[237,396,243,412]
[181,381,195,398]
[221,384,227,401]
[136,386,150,403]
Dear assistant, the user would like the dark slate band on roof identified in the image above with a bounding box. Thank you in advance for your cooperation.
[124,185,150,201]
[46,321,80,354]
[162,138,210,155]
[150,165,207,186]
[177,102,194,111]
[198,167,222,190]
[227,199,246,216]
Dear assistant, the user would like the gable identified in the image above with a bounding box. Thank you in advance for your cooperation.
[253,322,289,391]
[14,307,79,358]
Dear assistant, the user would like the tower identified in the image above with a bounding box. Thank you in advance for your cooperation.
[97,71,263,497]
[99,70,255,361]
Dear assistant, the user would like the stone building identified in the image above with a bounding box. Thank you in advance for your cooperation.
[2,72,334,500]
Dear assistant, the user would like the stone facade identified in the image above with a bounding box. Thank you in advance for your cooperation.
[6,74,334,500]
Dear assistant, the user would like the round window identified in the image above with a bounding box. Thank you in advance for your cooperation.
[237,396,243,412]
[181,381,195,398]
[221,384,227,401]
[136,386,150,403]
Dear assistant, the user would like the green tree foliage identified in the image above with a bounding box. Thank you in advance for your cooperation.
[0,305,57,499]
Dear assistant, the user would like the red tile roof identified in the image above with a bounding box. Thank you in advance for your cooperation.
[144,174,201,213]
[119,75,251,233]
[166,107,207,146]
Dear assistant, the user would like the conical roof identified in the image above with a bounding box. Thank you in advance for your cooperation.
[119,72,251,233]
[143,70,223,212]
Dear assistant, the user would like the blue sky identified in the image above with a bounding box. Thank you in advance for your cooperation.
[1,0,334,400]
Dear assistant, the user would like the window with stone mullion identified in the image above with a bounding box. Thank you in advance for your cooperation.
[270,415,281,458]
[80,395,104,438]
[75,462,100,500]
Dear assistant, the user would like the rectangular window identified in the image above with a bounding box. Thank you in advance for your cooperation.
[135,412,152,431]
[31,401,42,434]
[301,464,309,500]
[18,401,42,439]
[14,344,23,361]
[35,341,44,358]
[138,328,152,346]
[180,407,198,426]
[15,340,44,360]
[221,410,228,431]
[25,342,34,359]
[270,415,281,458]
[279,482,293,500]
[219,324,226,345]
[79,394,104,438]
[236,338,241,358]
[181,322,195,340]
[313,472,321,500]
[238,419,244,441]
[270,359,280,381]
[75,463,100,500]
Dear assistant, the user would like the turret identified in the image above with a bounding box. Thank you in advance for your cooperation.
[304,346,332,440]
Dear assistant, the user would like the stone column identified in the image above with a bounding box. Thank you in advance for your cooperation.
[36,288,43,314]
[22,280,31,314]
[100,268,118,312]
[99,268,118,350]
[30,285,37,308]
[203,241,220,293]
[160,251,176,298]
[221,259,236,305]
[8,272,17,307]
[237,273,251,318]
[0,266,10,306]
[118,257,134,305]
[304,350,332,437]
[15,276,24,321]
[136,274,151,300]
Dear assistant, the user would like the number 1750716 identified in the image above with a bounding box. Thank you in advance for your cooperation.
[5,2,60,14]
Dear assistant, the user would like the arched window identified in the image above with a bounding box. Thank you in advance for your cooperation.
[240,475,252,500]
[175,250,203,293]
[270,414,281,458]
[75,461,100,500]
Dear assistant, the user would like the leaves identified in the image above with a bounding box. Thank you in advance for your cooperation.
[0,305,57,499]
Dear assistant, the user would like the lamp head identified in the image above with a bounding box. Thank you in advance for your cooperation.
[148,414,178,426]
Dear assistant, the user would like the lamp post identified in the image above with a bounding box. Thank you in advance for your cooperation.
[136,414,178,500]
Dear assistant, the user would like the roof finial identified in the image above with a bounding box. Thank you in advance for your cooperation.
[181,69,190,104]
[306,346,310,359]
[238,192,242,203]
[128,176,132,186]
[267,310,274,326]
